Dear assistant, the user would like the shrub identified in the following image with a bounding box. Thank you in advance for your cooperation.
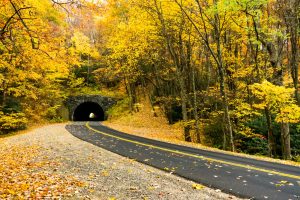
[203,117,224,148]
[293,155,300,163]
[239,135,268,155]
[107,98,131,119]
[45,105,63,121]
[291,124,300,156]
[0,112,28,134]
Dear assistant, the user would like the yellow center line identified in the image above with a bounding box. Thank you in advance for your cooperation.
[86,122,300,180]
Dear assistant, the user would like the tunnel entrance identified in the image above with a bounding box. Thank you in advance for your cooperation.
[73,102,105,121]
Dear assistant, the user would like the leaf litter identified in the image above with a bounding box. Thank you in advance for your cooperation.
[0,144,86,199]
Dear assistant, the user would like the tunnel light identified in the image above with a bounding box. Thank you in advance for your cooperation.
[73,102,104,121]
[89,113,95,119]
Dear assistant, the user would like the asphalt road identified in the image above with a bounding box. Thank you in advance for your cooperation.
[66,122,300,200]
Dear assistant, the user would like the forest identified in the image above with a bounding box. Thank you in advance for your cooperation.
[0,0,299,160]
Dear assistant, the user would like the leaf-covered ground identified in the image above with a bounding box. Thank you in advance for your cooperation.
[0,144,85,199]
[0,124,243,199]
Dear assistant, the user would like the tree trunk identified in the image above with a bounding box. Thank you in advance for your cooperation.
[265,107,276,157]
[1,81,7,108]
[192,67,201,143]
[124,77,134,112]
[288,3,299,104]
[178,71,191,142]
[275,0,296,159]
[222,114,227,150]
[252,9,291,158]
[290,29,299,103]
[281,122,291,160]
[216,28,235,152]
[153,2,191,142]
[223,94,234,152]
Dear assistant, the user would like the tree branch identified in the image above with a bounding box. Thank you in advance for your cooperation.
[0,6,32,40]
[9,0,38,49]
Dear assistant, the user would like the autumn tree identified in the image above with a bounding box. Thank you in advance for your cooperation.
[251,81,300,159]
[0,0,72,131]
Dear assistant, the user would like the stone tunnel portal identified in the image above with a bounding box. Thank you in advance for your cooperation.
[73,102,105,121]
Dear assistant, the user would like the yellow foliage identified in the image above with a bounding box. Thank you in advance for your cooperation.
[250,81,300,123]
[276,105,300,124]
[71,31,100,58]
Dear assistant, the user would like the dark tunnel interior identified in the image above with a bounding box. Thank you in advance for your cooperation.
[73,102,105,121]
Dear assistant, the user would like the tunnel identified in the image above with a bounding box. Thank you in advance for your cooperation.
[73,102,105,121]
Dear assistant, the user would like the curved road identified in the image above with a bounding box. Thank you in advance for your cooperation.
[66,122,300,200]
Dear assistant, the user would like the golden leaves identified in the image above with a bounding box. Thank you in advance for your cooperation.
[250,81,300,123]
[101,169,110,177]
[275,180,294,187]
[71,31,100,59]
[192,183,205,190]
[0,145,86,199]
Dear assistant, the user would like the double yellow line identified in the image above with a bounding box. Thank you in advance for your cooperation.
[86,122,300,181]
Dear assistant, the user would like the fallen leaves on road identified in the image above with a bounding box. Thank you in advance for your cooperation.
[192,183,205,190]
[0,144,86,199]
[275,180,294,187]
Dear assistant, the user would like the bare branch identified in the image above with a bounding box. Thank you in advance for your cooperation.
[173,0,219,66]
[0,6,32,39]
[9,0,38,49]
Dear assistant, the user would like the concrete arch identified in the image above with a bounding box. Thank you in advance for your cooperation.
[65,95,116,121]
[73,102,105,121]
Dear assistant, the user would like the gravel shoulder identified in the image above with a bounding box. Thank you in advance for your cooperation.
[0,123,244,199]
